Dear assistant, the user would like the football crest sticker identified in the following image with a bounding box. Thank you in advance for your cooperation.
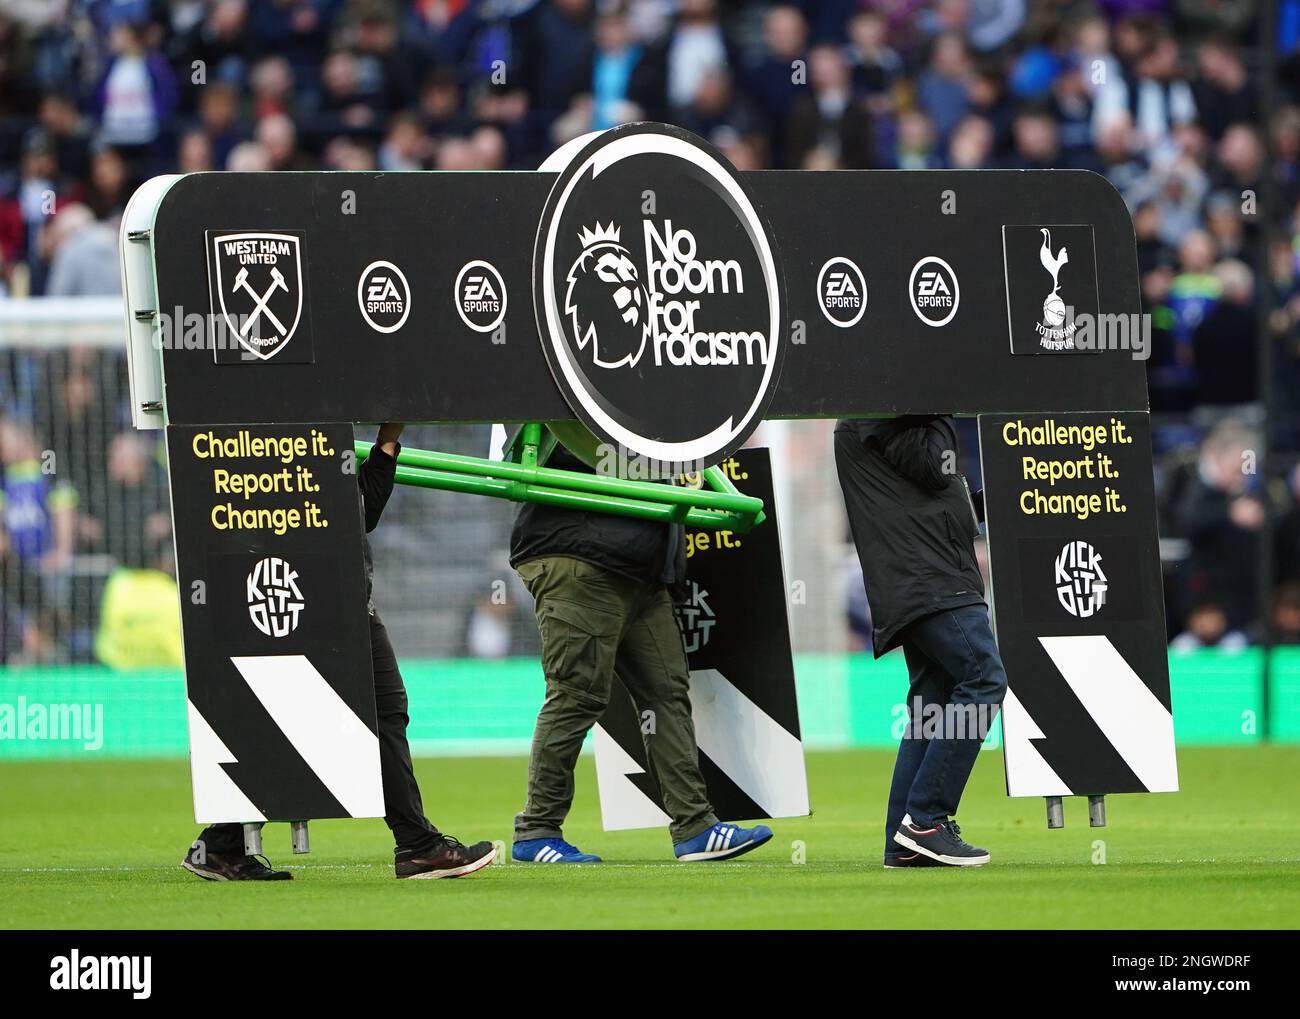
[1002,224,1099,355]
[207,230,312,363]
[1037,229,1073,349]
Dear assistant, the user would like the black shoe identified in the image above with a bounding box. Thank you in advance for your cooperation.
[893,814,990,867]
[883,850,947,869]
[395,835,496,879]
[182,846,294,881]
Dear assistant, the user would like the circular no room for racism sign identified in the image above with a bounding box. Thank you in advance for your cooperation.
[534,123,785,476]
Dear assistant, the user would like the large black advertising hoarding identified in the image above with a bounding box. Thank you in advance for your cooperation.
[123,123,1165,833]
[979,412,1177,798]
[166,423,382,823]
[148,158,1146,431]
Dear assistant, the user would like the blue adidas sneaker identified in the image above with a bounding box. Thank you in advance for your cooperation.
[673,822,773,862]
[511,838,602,863]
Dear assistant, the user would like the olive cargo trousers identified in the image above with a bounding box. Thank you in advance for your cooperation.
[514,555,717,844]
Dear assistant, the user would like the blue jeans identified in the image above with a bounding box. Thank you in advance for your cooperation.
[884,604,1008,859]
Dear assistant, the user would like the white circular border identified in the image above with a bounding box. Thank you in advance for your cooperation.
[539,130,781,466]
[908,255,960,328]
[816,256,867,329]
[454,260,508,334]
[356,260,411,334]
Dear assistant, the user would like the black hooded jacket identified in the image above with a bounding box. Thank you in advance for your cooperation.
[509,444,686,587]
[834,416,986,656]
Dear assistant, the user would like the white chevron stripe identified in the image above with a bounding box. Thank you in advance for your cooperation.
[686,668,809,818]
[1038,636,1179,792]
[230,655,385,817]
[1000,687,1072,797]
[593,669,810,832]
[186,700,267,823]
[592,724,673,831]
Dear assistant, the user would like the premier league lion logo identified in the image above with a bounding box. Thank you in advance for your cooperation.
[564,222,649,369]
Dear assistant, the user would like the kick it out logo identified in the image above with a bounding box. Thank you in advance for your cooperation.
[246,555,305,637]
[676,580,716,653]
[1055,539,1108,618]
[535,123,784,475]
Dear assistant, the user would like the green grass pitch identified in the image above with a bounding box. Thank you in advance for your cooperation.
[2,746,1297,929]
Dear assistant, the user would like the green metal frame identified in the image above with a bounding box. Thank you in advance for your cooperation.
[354,423,765,532]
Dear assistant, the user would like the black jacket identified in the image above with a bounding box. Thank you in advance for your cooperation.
[834,417,985,656]
[358,443,399,613]
[509,444,685,587]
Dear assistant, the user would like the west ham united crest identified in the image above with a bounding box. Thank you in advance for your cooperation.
[207,230,313,363]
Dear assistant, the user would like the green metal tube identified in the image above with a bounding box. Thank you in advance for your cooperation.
[390,462,751,530]
[359,440,764,532]
[357,440,763,519]
[364,442,759,513]
[523,484,747,529]
[392,465,513,500]
[701,464,767,527]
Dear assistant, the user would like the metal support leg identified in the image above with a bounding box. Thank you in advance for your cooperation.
[243,822,264,856]
[1046,796,1064,829]
[1088,795,1106,827]
[290,821,310,854]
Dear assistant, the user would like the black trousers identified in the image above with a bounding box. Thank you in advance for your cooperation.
[194,612,441,857]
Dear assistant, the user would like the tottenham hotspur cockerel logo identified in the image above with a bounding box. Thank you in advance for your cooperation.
[1037,228,1075,349]
[565,222,650,369]
[1001,223,1099,355]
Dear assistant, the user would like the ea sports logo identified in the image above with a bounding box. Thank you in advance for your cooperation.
[454,259,507,333]
[816,256,866,328]
[909,256,960,327]
[246,556,305,638]
[535,123,784,474]
[1055,540,1108,618]
[357,260,410,333]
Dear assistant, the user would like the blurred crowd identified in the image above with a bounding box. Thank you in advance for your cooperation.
[0,356,174,664]
[2,0,1300,662]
